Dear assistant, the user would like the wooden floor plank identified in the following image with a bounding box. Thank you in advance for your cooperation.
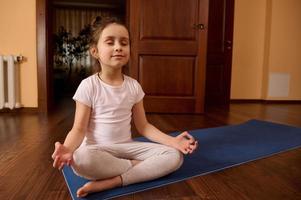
[0,101,300,199]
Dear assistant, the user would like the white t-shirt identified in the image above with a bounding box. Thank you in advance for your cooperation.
[73,74,145,145]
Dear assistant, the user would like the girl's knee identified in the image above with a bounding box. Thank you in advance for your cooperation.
[166,148,184,171]
[73,146,98,167]
[72,147,101,180]
[173,149,184,170]
[72,146,132,180]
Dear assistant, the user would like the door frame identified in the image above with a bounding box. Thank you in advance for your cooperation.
[36,0,130,113]
[37,0,51,113]
[204,0,235,109]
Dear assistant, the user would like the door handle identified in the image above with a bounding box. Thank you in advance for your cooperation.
[193,24,205,30]
[225,40,232,50]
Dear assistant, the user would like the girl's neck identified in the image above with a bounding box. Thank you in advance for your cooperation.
[98,68,124,86]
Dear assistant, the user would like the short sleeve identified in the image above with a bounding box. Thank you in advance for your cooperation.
[73,79,93,107]
[135,81,145,103]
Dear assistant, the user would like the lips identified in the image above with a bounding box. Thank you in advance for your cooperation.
[112,55,125,58]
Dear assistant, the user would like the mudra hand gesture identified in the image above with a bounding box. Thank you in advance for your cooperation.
[52,142,73,170]
[172,131,198,154]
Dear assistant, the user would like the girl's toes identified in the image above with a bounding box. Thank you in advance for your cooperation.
[77,186,88,198]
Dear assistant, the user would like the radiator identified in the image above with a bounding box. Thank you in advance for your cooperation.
[0,55,23,110]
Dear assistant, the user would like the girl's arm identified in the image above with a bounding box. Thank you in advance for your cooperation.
[52,101,91,169]
[63,101,91,151]
[132,100,198,154]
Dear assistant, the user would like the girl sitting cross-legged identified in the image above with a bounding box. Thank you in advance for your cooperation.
[52,16,198,198]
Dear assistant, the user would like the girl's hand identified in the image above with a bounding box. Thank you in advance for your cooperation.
[172,131,198,154]
[51,142,73,170]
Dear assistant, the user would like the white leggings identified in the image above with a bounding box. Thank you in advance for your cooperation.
[71,141,183,186]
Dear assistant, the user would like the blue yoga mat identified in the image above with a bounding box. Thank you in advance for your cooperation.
[62,119,301,200]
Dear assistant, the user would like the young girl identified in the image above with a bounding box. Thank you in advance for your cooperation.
[52,16,198,198]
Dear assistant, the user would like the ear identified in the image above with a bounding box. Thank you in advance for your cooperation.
[90,46,99,59]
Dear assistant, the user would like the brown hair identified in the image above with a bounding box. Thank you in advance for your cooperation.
[89,16,129,72]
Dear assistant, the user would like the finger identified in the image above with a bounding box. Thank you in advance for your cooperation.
[189,142,198,153]
[189,143,197,151]
[186,143,196,151]
[177,131,187,139]
[67,158,73,166]
[189,147,196,153]
[180,131,189,137]
[54,142,62,147]
[195,141,199,148]
[182,148,188,154]
[193,141,198,149]
[181,131,195,141]
[58,162,65,170]
[189,140,196,145]
[190,140,198,147]
[51,151,56,160]
[52,143,62,159]
[53,156,60,168]
[187,148,192,154]
[55,142,62,149]
[52,149,61,160]
[185,133,195,142]
[185,147,191,154]
[56,142,65,153]
[189,147,195,153]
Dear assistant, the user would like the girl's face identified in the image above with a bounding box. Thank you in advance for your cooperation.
[94,23,130,71]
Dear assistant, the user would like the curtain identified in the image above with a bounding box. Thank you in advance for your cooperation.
[53,6,117,74]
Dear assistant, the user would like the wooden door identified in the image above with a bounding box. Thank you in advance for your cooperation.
[205,0,234,108]
[129,0,208,113]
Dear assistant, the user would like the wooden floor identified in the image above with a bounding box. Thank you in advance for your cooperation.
[0,101,301,200]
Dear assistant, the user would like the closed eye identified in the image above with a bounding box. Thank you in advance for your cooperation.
[120,38,129,46]
[120,41,129,46]
[105,41,114,45]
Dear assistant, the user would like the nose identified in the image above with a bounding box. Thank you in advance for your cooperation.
[114,43,122,52]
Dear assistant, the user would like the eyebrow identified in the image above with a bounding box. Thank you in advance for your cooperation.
[103,36,129,41]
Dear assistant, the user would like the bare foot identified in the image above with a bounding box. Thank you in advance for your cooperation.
[76,176,122,198]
